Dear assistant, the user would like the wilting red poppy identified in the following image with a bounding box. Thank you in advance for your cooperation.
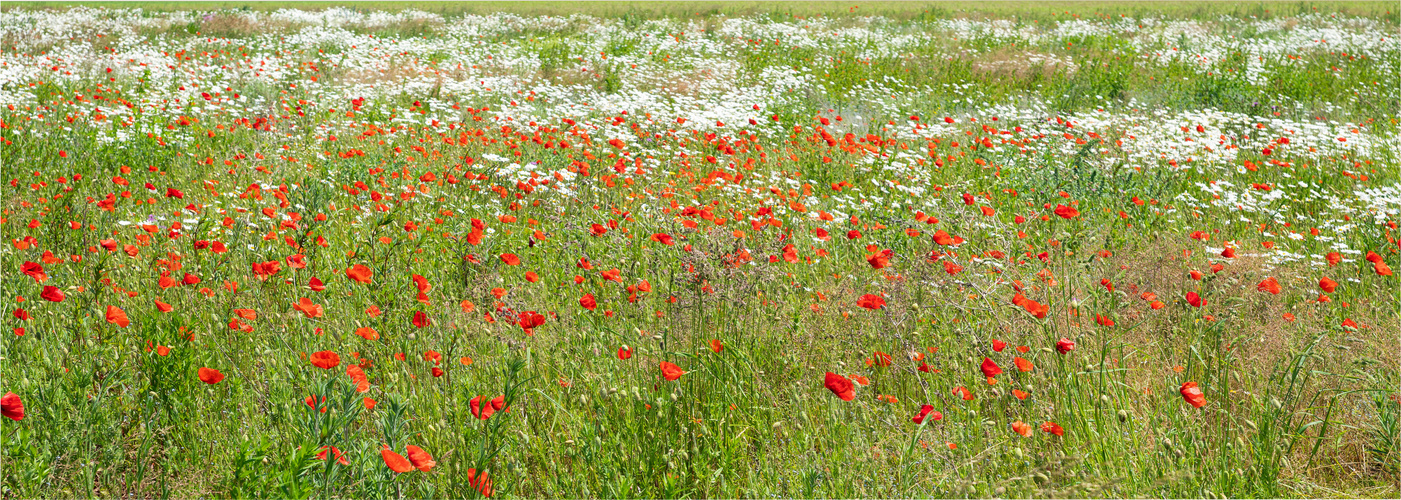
[310,351,340,369]
[1041,422,1064,436]
[106,305,130,328]
[1011,421,1033,437]
[856,294,886,310]
[346,264,373,284]
[979,358,1002,378]
[1180,381,1206,408]
[1056,338,1075,354]
[1186,292,1204,308]
[406,445,435,472]
[1,392,23,421]
[912,405,941,424]
[413,310,430,329]
[382,447,414,473]
[824,372,855,401]
[660,361,685,381]
[1256,277,1281,295]
[198,367,224,384]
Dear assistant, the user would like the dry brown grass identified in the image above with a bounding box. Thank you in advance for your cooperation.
[969,48,1078,80]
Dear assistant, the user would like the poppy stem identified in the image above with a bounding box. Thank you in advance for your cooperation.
[899,418,930,493]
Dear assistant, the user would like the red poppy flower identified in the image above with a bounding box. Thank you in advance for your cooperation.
[1055,338,1075,354]
[1095,314,1115,327]
[1256,277,1281,295]
[824,372,855,401]
[650,233,675,245]
[709,339,723,353]
[579,293,597,311]
[406,445,435,472]
[40,286,64,302]
[1186,292,1204,308]
[468,468,493,497]
[1053,204,1079,219]
[660,361,685,381]
[317,446,349,466]
[1013,357,1034,372]
[1,392,24,421]
[952,386,974,400]
[912,405,941,424]
[1041,422,1064,436]
[856,294,886,310]
[106,305,130,328]
[617,346,633,360]
[991,339,1006,352]
[293,297,324,318]
[21,261,47,283]
[354,327,380,340]
[413,310,430,329]
[1318,277,1338,293]
[979,358,1002,378]
[198,367,224,384]
[1325,252,1342,266]
[500,253,521,266]
[471,395,506,420]
[1180,381,1206,408]
[310,351,340,369]
[346,264,373,284]
[1011,421,1033,437]
[382,447,414,473]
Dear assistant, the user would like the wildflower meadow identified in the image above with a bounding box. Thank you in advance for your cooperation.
[1,2,1398,498]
